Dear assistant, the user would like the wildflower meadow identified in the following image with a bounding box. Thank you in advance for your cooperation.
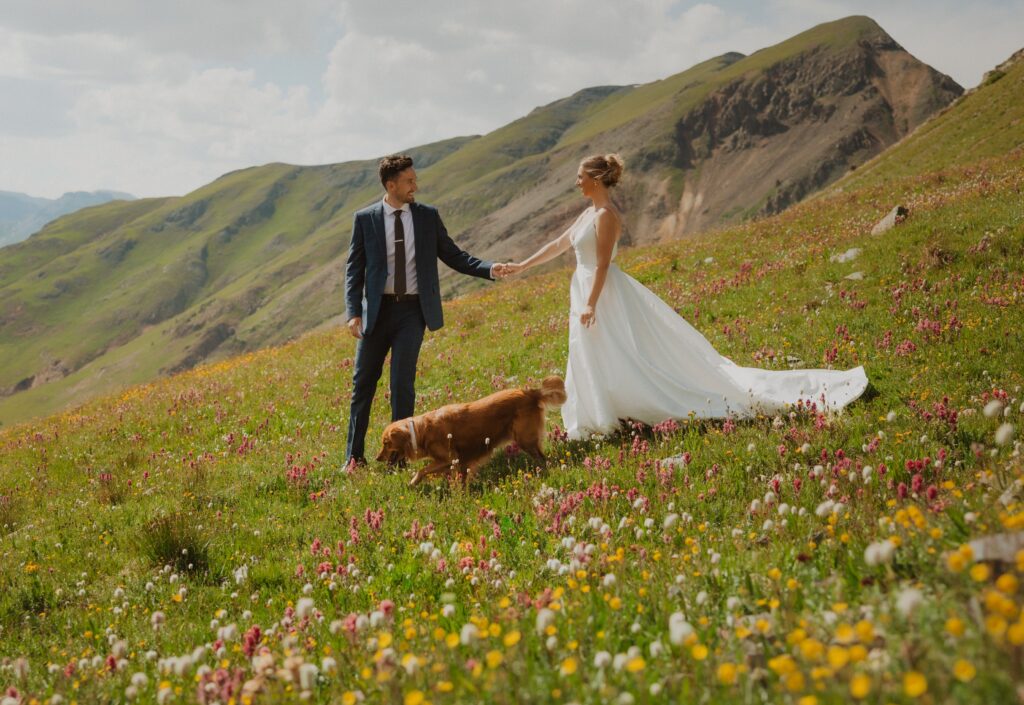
[1,118,1023,705]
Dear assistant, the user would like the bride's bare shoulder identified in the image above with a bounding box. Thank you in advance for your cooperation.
[594,206,622,229]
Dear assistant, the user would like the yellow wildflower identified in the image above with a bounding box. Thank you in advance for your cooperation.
[826,646,849,670]
[799,639,824,661]
[784,671,806,692]
[970,563,991,582]
[996,573,1019,594]
[945,617,965,637]
[903,671,927,698]
[854,620,874,643]
[953,659,976,682]
[834,623,856,644]
[849,673,871,699]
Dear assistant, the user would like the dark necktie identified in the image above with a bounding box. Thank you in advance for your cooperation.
[393,210,406,296]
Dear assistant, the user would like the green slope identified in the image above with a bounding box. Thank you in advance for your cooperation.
[0,79,1022,704]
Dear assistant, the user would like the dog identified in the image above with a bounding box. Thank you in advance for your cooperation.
[376,376,567,486]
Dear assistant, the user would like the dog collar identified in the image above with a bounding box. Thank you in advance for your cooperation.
[407,419,418,453]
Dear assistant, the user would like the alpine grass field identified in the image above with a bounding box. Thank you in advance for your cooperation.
[1,53,1023,705]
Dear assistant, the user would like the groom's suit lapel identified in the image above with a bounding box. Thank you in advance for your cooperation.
[369,202,385,253]
[411,203,429,277]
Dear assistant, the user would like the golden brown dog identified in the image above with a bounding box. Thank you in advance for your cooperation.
[377,376,567,486]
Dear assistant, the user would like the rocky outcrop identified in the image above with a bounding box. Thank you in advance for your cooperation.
[661,30,962,235]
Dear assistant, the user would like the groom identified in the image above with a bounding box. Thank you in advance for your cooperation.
[343,154,507,470]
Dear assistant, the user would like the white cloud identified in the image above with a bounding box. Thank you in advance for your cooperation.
[0,1,1021,199]
[0,0,340,62]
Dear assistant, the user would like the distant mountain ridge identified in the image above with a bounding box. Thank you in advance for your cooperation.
[0,190,135,248]
[0,16,976,426]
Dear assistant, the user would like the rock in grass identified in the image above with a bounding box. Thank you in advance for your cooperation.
[871,205,909,235]
[830,248,862,263]
[968,531,1024,563]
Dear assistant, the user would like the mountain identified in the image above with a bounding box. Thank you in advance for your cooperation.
[0,189,135,248]
[1,30,1022,704]
[834,47,1024,190]
[0,16,966,426]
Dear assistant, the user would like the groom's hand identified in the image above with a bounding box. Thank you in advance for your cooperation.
[491,263,520,279]
[347,316,363,339]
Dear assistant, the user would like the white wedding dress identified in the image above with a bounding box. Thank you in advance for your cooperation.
[562,208,868,439]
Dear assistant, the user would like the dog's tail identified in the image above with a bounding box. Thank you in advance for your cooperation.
[539,376,567,406]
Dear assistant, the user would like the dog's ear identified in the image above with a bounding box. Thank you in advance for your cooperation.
[394,425,413,458]
[377,423,404,462]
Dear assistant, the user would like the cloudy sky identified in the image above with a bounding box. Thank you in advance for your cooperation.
[1,0,1021,199]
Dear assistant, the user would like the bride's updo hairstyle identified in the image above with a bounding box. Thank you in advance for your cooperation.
[581,153,624,188]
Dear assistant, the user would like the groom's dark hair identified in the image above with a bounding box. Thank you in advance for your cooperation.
[379,154,414,186]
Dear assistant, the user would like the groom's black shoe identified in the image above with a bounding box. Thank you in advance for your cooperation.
[343,457,366,474]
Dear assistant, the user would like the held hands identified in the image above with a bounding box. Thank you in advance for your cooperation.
[346,316,363,339]
[580,305,596,328]
[491,262,524,279]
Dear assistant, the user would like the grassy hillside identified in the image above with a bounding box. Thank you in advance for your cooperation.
[1,103,1023,704]
[0,16,962,427]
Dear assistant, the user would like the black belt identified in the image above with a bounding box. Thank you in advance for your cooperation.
[382,293,419,303]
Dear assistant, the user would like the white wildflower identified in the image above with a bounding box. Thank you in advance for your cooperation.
[864,539,896,566]
[669,612,694,646]
[896,587,924,618]
[996,423,1015,446]
[984,400,1005,418]
[536,608,556,636]
[296,598,314,620]
[298,663,318,690]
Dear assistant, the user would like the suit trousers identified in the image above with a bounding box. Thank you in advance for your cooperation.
[345,298,426,462]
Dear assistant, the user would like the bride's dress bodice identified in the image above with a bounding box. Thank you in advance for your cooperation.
[570,208,617,271]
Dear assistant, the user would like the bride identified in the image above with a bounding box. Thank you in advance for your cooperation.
[505,153,868,439]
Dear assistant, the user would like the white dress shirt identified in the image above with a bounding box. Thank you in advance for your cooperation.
[382,197,418,295]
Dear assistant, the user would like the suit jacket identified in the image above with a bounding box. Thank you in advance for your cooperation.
[345,201,493,336]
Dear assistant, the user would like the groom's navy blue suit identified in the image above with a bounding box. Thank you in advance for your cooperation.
[344,200,493,462]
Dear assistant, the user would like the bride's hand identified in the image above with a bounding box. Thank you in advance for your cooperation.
[505,262,525,276]
[580,305,596,327]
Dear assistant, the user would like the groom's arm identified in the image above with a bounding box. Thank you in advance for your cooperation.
[434,210,494,280]
[345,213,367,320]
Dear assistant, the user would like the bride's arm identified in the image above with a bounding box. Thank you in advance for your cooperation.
[508,223,576,273]
[580,210,621,327]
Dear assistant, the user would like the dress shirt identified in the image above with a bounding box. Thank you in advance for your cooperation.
[382,197,418,295]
